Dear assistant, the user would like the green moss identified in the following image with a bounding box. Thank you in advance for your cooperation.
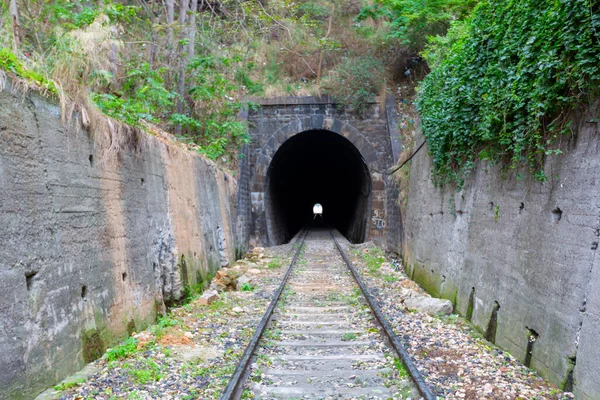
[127,319,137,336]
[81,329,105,363]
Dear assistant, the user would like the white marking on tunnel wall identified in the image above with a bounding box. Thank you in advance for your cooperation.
[372,209,386,229]
[251,192,265,213]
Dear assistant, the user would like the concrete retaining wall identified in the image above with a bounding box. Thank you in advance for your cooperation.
[0,81,238,399]
[403,108,600,398]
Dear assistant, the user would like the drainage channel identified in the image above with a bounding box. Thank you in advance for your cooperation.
[220,228,435,399]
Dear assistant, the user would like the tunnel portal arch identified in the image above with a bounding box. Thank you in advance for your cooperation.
[238,96,403,252]
[265,129,372,244]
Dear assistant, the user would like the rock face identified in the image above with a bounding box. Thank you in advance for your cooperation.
[404,107,600,399]
[404,296,453,315]
[0,79,239,399]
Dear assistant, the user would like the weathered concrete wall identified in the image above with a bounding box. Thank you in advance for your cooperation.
[0,81,238,399]
[240,96,403,251]
[404,109,600,398]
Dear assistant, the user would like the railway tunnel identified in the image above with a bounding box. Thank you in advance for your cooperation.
[265,129,372,245]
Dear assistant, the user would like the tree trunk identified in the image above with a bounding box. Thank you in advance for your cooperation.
[9,0,20,50]
[175,0,190,135]
[188,0,198,60]
[166,0,175,50]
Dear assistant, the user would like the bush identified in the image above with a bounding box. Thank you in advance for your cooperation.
[324,55,385,113]
[418,0,600,187]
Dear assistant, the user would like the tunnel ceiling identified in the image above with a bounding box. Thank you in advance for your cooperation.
[266,130,371,244]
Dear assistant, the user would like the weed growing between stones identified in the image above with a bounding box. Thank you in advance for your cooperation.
[105,337,139,362]
[267,256,282,269]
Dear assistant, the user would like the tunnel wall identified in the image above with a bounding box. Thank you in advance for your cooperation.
[403,107,600,398]
[240,96,403,250]
[0,79,238,399]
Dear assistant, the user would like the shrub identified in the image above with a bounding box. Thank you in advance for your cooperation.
[324,55,385,113]
[418,0,600,187]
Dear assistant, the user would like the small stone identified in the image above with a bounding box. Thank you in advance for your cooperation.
[232,307,244,314]
[248,268,261,275]
[404,296,453,315]
[236,274,252,287]
[198,290,219,305]
[184,331,194,339]
[484,383,494,393]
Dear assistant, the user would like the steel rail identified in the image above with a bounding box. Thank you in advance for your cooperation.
[329,230,437,400]
[219,229,309,400]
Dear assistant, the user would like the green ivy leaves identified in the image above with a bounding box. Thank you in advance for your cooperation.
[418,0,600,187]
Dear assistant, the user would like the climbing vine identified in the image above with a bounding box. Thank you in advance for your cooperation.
[418,0,600,187]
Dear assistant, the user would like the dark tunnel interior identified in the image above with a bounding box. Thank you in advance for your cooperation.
[266,130,371,245]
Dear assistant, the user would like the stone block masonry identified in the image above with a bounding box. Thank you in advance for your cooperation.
[403,106,600,399]
[240,95,403,250]
[0,79,238,399]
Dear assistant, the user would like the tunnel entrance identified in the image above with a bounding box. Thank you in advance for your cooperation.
[266,129,371,245]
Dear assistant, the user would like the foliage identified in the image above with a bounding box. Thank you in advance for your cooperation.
[93,63,175,127]
[105,337,139,362]
[267,257,282,269]
[185,55,252,161]
[0,0,419,162]
[418,0,600,187]
[127,358,162,384]
[0,48,57,93]
[323,55,386,113]
[240,282,255,292]
[356,0,477,50]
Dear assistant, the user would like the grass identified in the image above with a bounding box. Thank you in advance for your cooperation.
[240,282,255,291]
[105,337,139,362]
[362,247,386,276]
[341,332,358,341]
[127,358,162,384]
[267,257,282,269]
[148,315,180,339]
[53,378,85,391]
[383,274,398,283]
[342,288,362,306]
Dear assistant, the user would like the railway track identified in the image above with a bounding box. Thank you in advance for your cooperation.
[220,228,436,400]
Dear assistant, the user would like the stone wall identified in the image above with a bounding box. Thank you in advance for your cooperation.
[0,80,238,399]
[403,108,600,398]
[240,96,403,250]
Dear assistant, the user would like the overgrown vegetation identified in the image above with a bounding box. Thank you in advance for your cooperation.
[418,0,600,186]
[0,0,426,163]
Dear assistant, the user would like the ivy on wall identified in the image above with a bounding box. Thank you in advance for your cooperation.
[417,0,600,187]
